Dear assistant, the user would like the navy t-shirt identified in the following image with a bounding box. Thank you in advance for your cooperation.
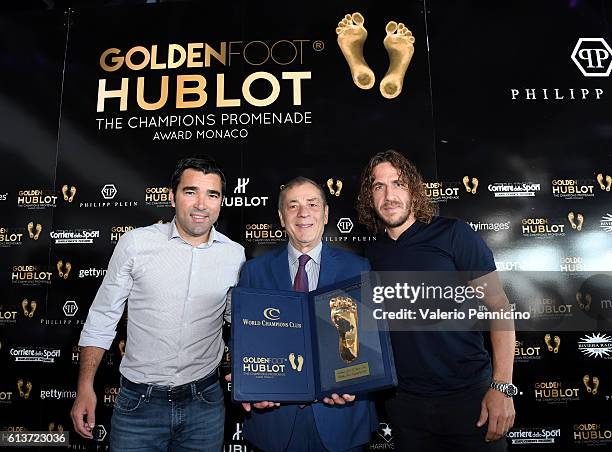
[365,216,497,395]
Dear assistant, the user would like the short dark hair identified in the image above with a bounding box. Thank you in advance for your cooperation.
[357,150,435,234]
[278,176,327,210]
[170,155,226,195]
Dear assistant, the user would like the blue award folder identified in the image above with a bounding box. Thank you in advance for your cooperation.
[231,276,397,402]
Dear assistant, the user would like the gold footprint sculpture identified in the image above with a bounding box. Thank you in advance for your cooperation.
[380,21,415,99]
[330,296,359,363]
[336,13,375,90]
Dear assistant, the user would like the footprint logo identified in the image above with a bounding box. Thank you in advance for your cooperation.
[57,260,72,279]
[462,176,479,194]
[583,375,599,395]
[337,12,415,99]
[326,178,343,197]
[48,422,64,432]
[27,222,42,240]
[288,353,304,372]
[330,296,359,363]
[17,379,32,399]
[576,291,592,312]
[21,299,37,318]
[61,185,77,203]
[592,376,599,395]
[567,212,584,231]
[596,173,611,191]
[380,21,415,99]
[543,334,560,353]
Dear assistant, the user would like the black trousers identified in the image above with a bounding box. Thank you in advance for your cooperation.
[385,382,508,452]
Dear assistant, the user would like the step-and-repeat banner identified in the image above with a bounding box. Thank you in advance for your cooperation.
[1,1,611,450]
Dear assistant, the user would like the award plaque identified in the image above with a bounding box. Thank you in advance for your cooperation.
[231,276,397,402]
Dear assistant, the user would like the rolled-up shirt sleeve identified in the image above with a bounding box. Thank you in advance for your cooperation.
[78,231,135,349]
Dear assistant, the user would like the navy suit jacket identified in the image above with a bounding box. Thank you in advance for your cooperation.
[238,243,378,452]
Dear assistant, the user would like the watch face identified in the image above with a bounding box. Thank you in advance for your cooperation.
[507,384,518,396]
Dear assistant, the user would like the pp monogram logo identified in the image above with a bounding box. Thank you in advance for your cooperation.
[27,222,42,240]
[337,218,354,234]
[596,173,612,191]
[56,260,72,279]
[567,212,584,231]
[288,352,304,372]
[16,379,32,399]
[583,375,600,395]
[326,178,343,197]
[21,299,37,318]
[63,300,78,317]
[101,184,117,200]
[462,176,479,194]
[61,185,77,202]
[571,38,612,77]
[92,424,107,442]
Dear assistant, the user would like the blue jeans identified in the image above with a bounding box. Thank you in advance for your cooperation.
[110,375,225,451]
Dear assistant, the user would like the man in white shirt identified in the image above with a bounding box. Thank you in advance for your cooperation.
[70,156,245,451]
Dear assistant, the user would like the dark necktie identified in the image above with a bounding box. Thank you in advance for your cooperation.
[293,254,311,293]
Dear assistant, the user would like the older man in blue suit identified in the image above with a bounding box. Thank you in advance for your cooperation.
[237,176,377,452]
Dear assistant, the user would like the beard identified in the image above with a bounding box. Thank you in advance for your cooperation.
[377,201,411,229]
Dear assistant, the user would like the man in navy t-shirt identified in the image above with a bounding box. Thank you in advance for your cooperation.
[357,150,516,452]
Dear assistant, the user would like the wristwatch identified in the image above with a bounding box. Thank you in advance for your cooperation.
[490,380,518,398]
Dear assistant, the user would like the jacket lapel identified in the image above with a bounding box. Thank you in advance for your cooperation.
[271,245,293,290]
[317,243,337,288]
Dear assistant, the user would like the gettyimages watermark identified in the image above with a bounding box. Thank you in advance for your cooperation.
[360,271,612,332]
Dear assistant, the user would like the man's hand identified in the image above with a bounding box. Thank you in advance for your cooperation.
[476,389,515,442]
[224,373,280,412]
[70,387,97,439]
[322,393,355,405]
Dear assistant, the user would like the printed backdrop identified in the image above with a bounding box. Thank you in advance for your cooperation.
[1,1,611,450]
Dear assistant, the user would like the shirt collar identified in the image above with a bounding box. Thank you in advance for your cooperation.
[168,218,228,246]
[288,241,322,266]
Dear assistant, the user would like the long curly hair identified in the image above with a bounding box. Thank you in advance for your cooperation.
[357,150,436,235]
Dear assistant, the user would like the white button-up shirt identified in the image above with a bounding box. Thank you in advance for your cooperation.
[79,220,245,385]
